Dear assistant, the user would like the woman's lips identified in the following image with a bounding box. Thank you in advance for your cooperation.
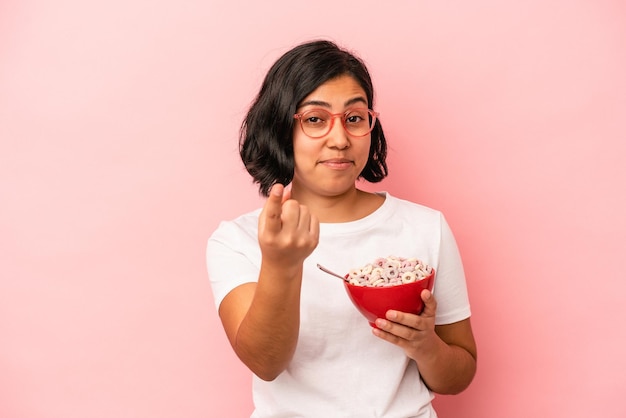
[318,158,354,170]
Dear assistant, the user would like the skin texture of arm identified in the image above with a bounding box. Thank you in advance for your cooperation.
[373,290,477,394]
[218,184,319,381]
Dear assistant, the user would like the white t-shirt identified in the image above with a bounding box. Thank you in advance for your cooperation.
[207,193,471,418]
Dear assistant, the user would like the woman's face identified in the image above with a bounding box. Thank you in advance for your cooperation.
[291,75,372,199]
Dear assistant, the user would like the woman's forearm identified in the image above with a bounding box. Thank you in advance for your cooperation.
[232,263,303,381]
[415,332,477,394]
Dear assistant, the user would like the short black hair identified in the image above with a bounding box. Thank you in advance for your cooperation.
[239,40,388,196]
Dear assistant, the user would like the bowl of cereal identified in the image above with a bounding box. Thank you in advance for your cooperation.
[343,256,435,327]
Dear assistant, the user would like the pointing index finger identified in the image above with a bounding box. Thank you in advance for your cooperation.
[259,183,286,232]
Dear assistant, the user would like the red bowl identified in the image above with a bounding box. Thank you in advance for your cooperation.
[344,269,435,327]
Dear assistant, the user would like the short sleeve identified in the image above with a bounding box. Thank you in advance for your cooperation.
[432,214,471,325]
[206,212,262,310]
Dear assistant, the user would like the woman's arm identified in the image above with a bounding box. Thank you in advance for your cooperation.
[372,290,477,394]
[218,184,319,381]
[219,264,304,381]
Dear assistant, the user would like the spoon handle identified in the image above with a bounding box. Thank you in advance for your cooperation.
[316,263,348,281]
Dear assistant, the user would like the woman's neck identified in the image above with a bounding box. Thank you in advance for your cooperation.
[290,187,384,223]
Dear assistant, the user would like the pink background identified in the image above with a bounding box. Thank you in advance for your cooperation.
[2,1,625,417]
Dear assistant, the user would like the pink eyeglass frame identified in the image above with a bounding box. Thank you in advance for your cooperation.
[293,107,379,139]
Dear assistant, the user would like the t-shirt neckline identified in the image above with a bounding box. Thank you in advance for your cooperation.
[319,192,393,236]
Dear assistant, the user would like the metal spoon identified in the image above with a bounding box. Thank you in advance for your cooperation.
[316,263,348,282]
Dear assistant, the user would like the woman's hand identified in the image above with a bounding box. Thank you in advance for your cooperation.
[372,290,477,394]
[258,183,320,270]
[372,289,439,359]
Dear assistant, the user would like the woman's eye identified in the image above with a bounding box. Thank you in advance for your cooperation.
[345,109,369,124]
[346,115,364,124]
[346,111,369,124]
[303,111,327,124]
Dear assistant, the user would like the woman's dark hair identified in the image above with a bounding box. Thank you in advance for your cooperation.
[239,40,388,196]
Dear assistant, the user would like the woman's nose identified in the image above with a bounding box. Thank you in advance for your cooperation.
[325,117,350,149]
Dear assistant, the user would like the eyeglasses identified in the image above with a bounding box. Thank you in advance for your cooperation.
[293,108,379,139]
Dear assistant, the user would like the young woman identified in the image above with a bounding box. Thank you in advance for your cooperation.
[207,40,477,417]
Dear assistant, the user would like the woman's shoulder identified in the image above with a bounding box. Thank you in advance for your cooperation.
[209,208,261,242]
[381,192,443,219]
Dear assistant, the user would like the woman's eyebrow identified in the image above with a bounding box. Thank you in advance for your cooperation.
[297,96,368,109]
[344,97,368,107]
[298,100,331,108]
